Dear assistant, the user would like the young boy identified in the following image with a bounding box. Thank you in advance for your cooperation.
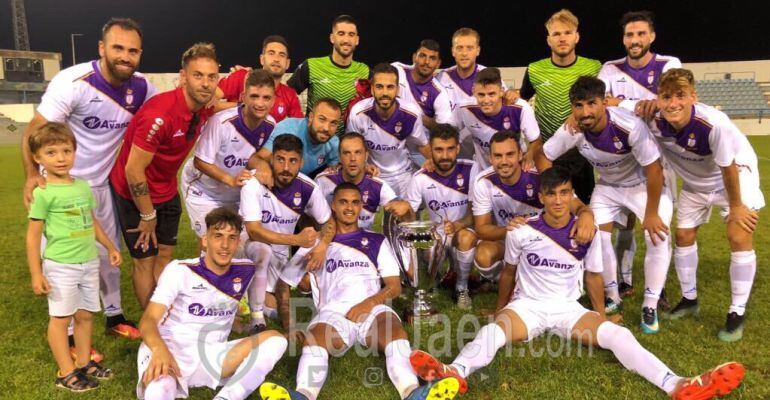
[26,122,122,392]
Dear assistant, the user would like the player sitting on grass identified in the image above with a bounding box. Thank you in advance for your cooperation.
[409,166,745,400]
[26,122,122,392]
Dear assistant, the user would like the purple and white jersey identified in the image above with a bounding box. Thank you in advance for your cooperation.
[405,159,478,223]
[37,60,156,186]
[545,107,660,187]
[392,62,454,125]
[315,171,397,229]
[472,167,543,225]
[649,103,759,193]
[346,98,427,177]
[436,64,505,110]
[150,257,255,343]
[455,101,540,169]
[598,54,681,111]
[239,174,331,254]
[182,106,276,203]
[505,216,602,301]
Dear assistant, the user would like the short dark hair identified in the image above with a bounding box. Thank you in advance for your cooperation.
[29,122,77,154]
[205,207,243,233]
[272,134,304,156]
[338,132,367,152]
[490,129,521,150]
[333,181,361,198]
[569,76,606,103]
[620,10,655,32]
[475,67,502,87]
[102,17,142,41]
[313,97,342,113]
[417,39,440,54]
[540,166,572,194]
[181,42,218,69]
[262,35,289,55]
[429,123,459,144]
[244,68,275,91]
[332,14,358,31]
[371,63,399,85]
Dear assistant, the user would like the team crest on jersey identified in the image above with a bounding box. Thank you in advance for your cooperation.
[613,136,623,151]
[232,277,242,293]
[687,133,696,148]
[647,71,655,85]
[503,116,511,130]
[395,121,403,133]
[125,88,134,106]
[362,190,369,203]
[420,90,429,103]
[526,183,534,198]
[456,173,464,187]
[361,237,369,247]
[278,106,285,114]
[318,155,326,165]
[293,192,302,206]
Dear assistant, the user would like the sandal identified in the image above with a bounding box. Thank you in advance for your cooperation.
[55,369,99,392]
[78,360,114,380]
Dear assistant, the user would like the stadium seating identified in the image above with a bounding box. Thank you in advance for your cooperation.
[695,78,770,118]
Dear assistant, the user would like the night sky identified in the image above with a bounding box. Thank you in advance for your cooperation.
[2,0,769,72]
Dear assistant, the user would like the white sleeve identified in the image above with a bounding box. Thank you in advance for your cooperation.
[662,57,683,72]
[150,262,185,308]
[710,122,741,168]
[193,118,222,164]
[454,108,466,133]
[543,126,579,161]
[280,246,313,288]
[409,114,428,146]
[597,64,613,95]
[583,233,603,273]
[404,173,423,213]
[434,90,456,127]
[378,179,399,205]
[37,72,77,122]
[503,229,522,265]
[346,112,363,134]
[468,162,480,199]
[376,239,402,278]
[517,99,541,142]
[305,186,332,224]
[314,175,335,205]
[471,177,492,216]
[629,119,661,167]
[239,179,264,222]
[618,100,638,113]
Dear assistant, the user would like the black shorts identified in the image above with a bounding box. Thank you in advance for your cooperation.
[111,185,182,259]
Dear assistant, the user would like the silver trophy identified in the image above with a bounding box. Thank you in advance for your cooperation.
[384,214,448,323]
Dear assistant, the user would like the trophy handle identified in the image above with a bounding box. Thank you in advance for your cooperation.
[383,211,411,286]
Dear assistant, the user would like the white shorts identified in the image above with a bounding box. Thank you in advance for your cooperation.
[184,197,238,238]
[136,338,243,399]
[590,182,674,227]
[43,258,101,316]
[308,304,398,352]
[677,166,765,229]
[504,298,593,342]
[381,169,414,199]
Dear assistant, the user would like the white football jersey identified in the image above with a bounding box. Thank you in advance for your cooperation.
[455,101,540,169]
[182,106,276,203]
[598,54,681,111]
[315,170,398,229]
[649,103,759,193]
[346,98,428,177]
[505,216,602,301]
[405,159,478,223]
[472,167,544,225]
[239,174,331,255]
[37,60,156,186]
[544,107,660,187]
[436,64,499,110]
[392,62,455,126]
[151,257,255,344]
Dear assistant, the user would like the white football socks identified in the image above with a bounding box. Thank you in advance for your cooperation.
[454,248,475,291]
[615,227,636,286]
[99,252,123,317]
[215,335,288,400]
[729,250,756,316]
[451,323,507,378]
[642,233,672,310]
[385,339,419,399]
[674,244,698,300]
[600,231,621,304]
[296,345,329,400]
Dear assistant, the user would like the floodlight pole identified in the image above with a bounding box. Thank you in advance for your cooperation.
[70,33,84,66]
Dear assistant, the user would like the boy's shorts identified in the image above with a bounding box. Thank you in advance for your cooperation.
[43,258,101,316]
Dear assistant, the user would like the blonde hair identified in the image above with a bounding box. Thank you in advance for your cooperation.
[452,27,480,46]
[29,122,76,154]
[546,9,579,32]
[658,68,696,95]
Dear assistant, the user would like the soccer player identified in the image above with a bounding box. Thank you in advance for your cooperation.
[239,134,333,333]
[455,67,540,170]
[136,207,287,400]
[471,130,594,286]
[288,14,369,134]
[346,63,431,197]
[27,123,121,392]
[535,76,673,332]
[21,17,153,344]
[435,28,495,111]
[517,9,602,204]
[263,183,460,400]
[216,35,303,122]
[181,69,276,243]
[109,43,218,310]
[315,132,413,229]
[648,68,764,342]
[598,11,682,296]
[404,123,479,309]
[410,167,746,400]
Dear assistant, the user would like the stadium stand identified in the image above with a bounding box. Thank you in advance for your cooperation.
[696,78,770,118]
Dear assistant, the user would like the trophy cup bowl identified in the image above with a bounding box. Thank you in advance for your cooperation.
[394,220,447,323]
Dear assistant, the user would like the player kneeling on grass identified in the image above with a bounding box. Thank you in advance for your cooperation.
[26,122,122,392]
[410,166,745,400]
[136,207,287,400]
[259,183,460,400]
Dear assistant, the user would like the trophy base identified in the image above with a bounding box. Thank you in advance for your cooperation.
[404,307,440,325]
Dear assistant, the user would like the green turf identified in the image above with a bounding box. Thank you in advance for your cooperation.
[2,138,769,399]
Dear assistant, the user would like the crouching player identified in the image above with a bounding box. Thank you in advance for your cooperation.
[136,208,287,400]
[410,167,745,400]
